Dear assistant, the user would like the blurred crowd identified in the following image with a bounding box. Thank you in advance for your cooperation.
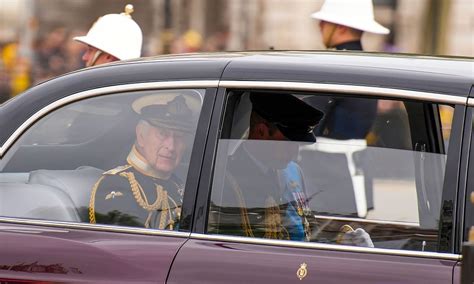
[0,27,85,103]
[0,28,229,104]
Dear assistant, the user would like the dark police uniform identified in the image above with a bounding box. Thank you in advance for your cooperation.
[89,93,200,229]
[212,92,323,240]
[311,39,377,140]
[334,40,363,51]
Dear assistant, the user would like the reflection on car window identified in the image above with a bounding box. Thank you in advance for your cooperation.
[208,90,453,253]
[24,102,124,145]
[0,89,204,232]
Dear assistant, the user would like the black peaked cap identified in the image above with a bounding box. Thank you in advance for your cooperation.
[249,92,324,142]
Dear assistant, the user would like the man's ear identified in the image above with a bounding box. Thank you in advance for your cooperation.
[255,122,269,139]
[136,124,145,147]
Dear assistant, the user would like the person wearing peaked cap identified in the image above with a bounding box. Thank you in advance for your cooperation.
[74,4,143,67]
[212,92,374,247]
[249,92,324,143]
[132,93,201,133]
[89,92,201,229]
[311,0,390,51]
[212,92,323,242]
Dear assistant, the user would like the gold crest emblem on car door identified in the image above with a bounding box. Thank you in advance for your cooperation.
[296,262,308,280]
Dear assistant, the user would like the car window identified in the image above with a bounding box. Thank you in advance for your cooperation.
[0,89,205,231]
[208,90,454,253]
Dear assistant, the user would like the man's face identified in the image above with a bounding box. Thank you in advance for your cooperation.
[267,125,299,169]
[318,21,338,48]
[82,45,117,67]
[251,121,299,169]
[136,123,187,177]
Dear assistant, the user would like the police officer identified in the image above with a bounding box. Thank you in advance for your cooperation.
[311,0,390,51]
[89,93,200,229]
[74,4,143,67]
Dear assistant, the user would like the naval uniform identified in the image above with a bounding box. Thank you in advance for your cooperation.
[213,145,313,241]
[89,145,183,229]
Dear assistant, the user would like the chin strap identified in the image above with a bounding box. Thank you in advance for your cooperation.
[87,50,103,67]
[325,24,338,49]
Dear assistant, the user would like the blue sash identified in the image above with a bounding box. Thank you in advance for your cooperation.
[281,161,309,241]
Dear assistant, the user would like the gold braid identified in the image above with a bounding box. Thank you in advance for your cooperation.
[225,172,255,238]
[263,196,289,240]
[119,171,171,229]
[159,189,170,229]
[120,172,163,211]
[89,175,106,224]
[89,168,178,229]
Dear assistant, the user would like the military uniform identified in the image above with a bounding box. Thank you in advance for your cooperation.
[89,145,183,229]
[89,92,201,229]
[215,146,313,241]
[209,92,322,241]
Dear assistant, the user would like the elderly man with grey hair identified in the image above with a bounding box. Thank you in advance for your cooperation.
[89,93,199,229]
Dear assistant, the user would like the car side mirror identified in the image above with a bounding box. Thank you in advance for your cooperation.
[461,192,474,284]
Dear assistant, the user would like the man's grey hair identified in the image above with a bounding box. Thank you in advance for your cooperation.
[135,119,152,147]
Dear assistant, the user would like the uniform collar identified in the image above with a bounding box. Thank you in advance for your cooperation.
[335,40,363,51]
[127,145,171,180]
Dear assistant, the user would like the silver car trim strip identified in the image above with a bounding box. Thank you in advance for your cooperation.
[219,81,466,105]
[313,215,419,227]
[0,217,190,238]
[467,98,474,107]
[0,216,460,260]
[0,81,219,157]
[190,233,461,261]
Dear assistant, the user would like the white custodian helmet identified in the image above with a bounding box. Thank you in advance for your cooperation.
[74,4,143,60]
[311,0,390,35]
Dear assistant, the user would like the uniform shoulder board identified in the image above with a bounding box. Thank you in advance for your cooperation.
[103,164,133,175]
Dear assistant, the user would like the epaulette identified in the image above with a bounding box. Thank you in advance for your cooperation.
[103,164,133,175]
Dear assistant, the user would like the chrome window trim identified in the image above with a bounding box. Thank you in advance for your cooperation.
[219,81,466,105]
[313,215,419,227]
[0,216,190,238]
[468,98,474,107]
[190,233,461,261]
[0,80,219,157]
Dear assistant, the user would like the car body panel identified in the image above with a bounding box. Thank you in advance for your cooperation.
[0,222,187,283]
[169,238,458,284]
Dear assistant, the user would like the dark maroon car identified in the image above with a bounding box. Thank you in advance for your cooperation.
[0,51,473,283]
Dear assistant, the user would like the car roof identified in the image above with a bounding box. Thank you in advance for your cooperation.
[1,51,472,147]
[18,50,474,99]
[140,50,473,79]
[119,51,472,97]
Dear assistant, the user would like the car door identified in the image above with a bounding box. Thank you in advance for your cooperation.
[0,80,217,283]
[168,83,464,284]
[459,90,474,282]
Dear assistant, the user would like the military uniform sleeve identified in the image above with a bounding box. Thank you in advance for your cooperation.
[89,173,143,227]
